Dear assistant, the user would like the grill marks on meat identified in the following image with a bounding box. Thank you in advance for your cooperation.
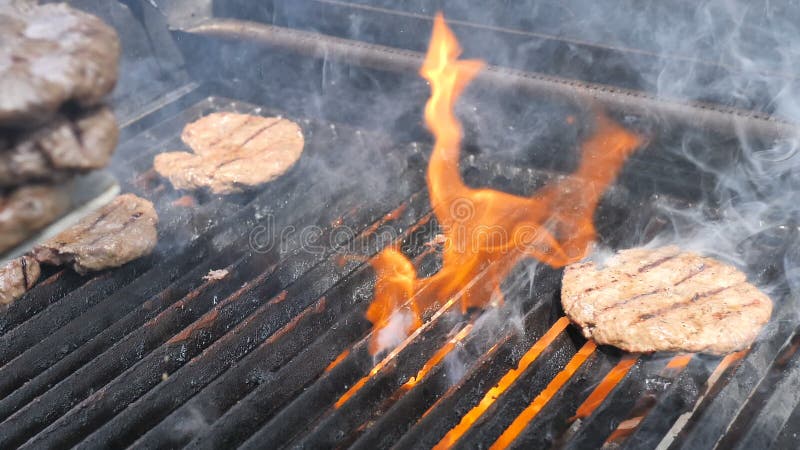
[0,255,40,308]
[562,246,773,354]
[0,107,118,186]
[0,3,120,125]
[33,194,158,275]
[0,184,70,253]
[153,112,305,194]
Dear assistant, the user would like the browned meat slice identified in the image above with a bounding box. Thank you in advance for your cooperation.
[562,246,772,354]
[0,184,70,253]
[33,194,158,274]
[0,3,119,125]
[0,255,40,308]
[0,106,118,186]
[153,112,304,194]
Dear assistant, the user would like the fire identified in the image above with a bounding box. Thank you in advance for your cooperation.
[366,13,641,355]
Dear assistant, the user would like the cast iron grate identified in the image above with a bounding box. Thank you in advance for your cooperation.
[0,84,798,450]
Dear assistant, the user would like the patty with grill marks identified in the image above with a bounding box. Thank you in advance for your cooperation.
[33,194,158,275]
[0,254,40,308]
[153,112,305,194]
[0,2,119,125]
[561,246,773,354]
[0,106,118,187]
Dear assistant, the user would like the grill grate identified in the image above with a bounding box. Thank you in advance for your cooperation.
[1,83,799,449]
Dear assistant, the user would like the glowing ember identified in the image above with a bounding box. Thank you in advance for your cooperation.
[366,13,641,354]
[432,317,570,449]
[490,340,597,450]
[663,353,694,373]
[324,349,350,373]
[573,354,638,420]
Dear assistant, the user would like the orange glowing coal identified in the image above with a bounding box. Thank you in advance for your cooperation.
[366,13,642,354]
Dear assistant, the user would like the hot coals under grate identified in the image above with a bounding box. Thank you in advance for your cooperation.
[0,88,798,450]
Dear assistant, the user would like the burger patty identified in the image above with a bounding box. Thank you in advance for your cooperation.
[34,194,158,275]
[0,184,70,253]
[0,255,40,308]
[0,106,118,186]
[561,246,773,354]
[154,112,305,194]
[0,3,119,125]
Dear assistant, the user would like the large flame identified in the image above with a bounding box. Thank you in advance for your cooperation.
[366,13,642,355]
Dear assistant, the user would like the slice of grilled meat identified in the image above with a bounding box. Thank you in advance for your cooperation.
[0,184,70,253]
[562,246,773,354]
[0,106,118,186]
[0,3,119,125]
[154,112,304,194]
[0,255,40,308]
[34,194,158,275]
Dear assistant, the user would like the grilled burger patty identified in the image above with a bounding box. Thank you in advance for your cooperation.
[561,246,772,354]
[0,184,70,253]
[0,255,40,308]
[0,2,119,125]
[0,106,118,186]
[154,112,304,194]
[34,194,158,275]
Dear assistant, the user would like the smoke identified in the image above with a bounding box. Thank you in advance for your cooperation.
[94,1,800,440]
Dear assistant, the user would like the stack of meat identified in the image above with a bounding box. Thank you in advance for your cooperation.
[0,3,159,309]
[0,2,121,254]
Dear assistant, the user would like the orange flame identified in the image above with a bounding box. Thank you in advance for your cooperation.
[490,340,597,450]
[366,13,641,354]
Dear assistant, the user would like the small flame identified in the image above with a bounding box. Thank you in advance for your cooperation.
[366,13,641,354]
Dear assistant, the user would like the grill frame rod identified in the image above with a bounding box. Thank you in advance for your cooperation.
[182,18,800,140]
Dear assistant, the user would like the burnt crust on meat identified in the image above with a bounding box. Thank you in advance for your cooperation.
[0,254,40,308]
[0,3,120,125]
[153,112,305,194]
[0,184,70,253]
[33,194,158,275]
[0,106,118,186]
[561,246,773,354]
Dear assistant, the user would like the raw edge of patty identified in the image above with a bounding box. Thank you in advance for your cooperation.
[33,194,158,275]
[0,184,71,253]
[561,246,773,354]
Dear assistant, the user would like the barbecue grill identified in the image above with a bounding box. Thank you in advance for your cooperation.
[2,1,800,449]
